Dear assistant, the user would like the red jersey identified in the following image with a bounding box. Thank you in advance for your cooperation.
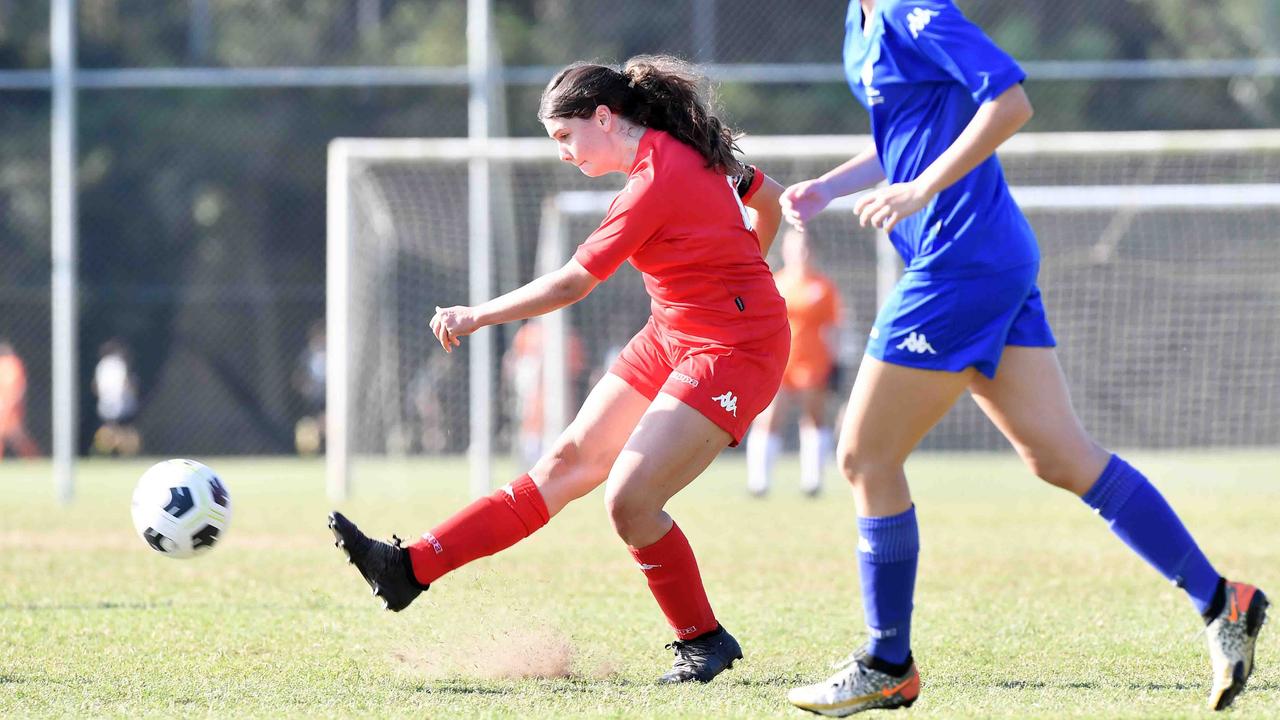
[573,130,787,346]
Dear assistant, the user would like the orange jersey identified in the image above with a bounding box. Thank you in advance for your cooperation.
[775,270,840,389]
[0,354,27,431]
[509,321,584,434]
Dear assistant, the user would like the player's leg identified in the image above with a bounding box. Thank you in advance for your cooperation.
[796,384,829,496]
[331,322,670,611]
[789,356,970,715]
[970,345,1267,710]
[608,330,788,683]
[330,373,650,611]
[745,388,787,496]
[837,356,971,660]
[605,392,742,682]
[970,345,1223,608]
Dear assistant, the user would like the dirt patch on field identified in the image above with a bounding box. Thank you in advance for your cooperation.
[391,625,577,680]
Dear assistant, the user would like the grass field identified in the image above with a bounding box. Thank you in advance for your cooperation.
[2,451,1277,718]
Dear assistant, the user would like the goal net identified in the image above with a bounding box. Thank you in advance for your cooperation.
[328,131,1280,498]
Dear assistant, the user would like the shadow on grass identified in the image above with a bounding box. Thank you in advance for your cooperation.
[995,680,1098,690]
[407,680,531,696]
[0,674,23,684]
[996,678,1280,693]
[408,673,806,696]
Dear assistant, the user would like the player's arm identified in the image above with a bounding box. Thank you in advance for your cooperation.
[853,84,1032,232]
[430,260,598,353]
[740,168,785,256]
[780,144,885,232]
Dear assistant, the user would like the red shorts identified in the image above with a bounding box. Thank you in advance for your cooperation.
[609,318,790,445]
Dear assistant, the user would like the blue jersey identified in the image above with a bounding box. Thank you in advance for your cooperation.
[844,0,1038,277]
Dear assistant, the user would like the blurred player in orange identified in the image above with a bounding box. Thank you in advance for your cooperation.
[504,318,585,468]
[746,229,840,497]
[331,55,788,684]
[0,339,39,459]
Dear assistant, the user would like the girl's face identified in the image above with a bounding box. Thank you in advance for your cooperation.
[543,106,623,177]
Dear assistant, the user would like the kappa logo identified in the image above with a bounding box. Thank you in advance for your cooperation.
[711,391,739,417]
[671,371,699,388]
[867,625,900,639]
[896,332,937,355]
[861,57,884,106]
[421,531,444,555]
[906,7,940,38]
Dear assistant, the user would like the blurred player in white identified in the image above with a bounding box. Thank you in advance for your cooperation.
[746,229,841,497]
[91,338,141,456]
[292,320,326,455]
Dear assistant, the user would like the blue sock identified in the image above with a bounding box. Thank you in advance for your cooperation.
[1082,454,1221,614]
[857,505,919,665]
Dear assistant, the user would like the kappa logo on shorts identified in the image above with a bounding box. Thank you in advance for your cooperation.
[711,391,739,417]
[670,371,699,388]
[896,331,938,355]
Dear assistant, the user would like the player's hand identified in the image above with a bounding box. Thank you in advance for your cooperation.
[780,179,833,232]
[853,181,931,234]
[429,305,479,353]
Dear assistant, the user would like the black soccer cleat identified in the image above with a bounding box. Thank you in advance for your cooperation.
[657,625,744,683]
[328,511,428,612]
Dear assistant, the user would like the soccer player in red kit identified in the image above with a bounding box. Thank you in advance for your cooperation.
[330,55,789,684]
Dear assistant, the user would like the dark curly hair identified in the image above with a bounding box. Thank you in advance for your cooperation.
[538,55,744,176]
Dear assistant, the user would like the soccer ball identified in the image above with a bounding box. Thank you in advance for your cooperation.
[130,459,231,559]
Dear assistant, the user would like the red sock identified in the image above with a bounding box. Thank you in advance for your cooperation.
[629,522,718,640]
[407,474,549,586]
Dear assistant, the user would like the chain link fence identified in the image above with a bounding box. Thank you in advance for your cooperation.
[0,0,1277,456]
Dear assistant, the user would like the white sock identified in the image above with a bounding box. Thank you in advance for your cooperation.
[800,426,830,494]
[746,430,780,495]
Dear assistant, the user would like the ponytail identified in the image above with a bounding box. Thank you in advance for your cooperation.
[538,55,744,176]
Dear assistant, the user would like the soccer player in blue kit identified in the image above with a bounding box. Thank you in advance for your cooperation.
[781,1,1267,715]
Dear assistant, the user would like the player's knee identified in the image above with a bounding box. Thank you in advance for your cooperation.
[531,438,612,504]
[603,485,655,544]
[837,445,898,491]
[539,438,609,481]
[1020,446,1102,495]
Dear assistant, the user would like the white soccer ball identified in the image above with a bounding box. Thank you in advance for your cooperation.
[130,459,232,559]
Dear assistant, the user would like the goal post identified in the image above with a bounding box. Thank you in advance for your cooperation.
[328,130,1280,499]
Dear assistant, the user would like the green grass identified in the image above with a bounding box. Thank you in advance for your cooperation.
[2,451,1277,718]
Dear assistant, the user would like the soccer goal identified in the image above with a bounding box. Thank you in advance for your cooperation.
[328,130,1280,500]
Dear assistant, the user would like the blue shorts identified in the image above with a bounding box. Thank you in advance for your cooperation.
[866,263,1056,379]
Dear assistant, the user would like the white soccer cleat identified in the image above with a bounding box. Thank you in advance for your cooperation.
[788,648,919,717]
[1206,580,1268,711]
